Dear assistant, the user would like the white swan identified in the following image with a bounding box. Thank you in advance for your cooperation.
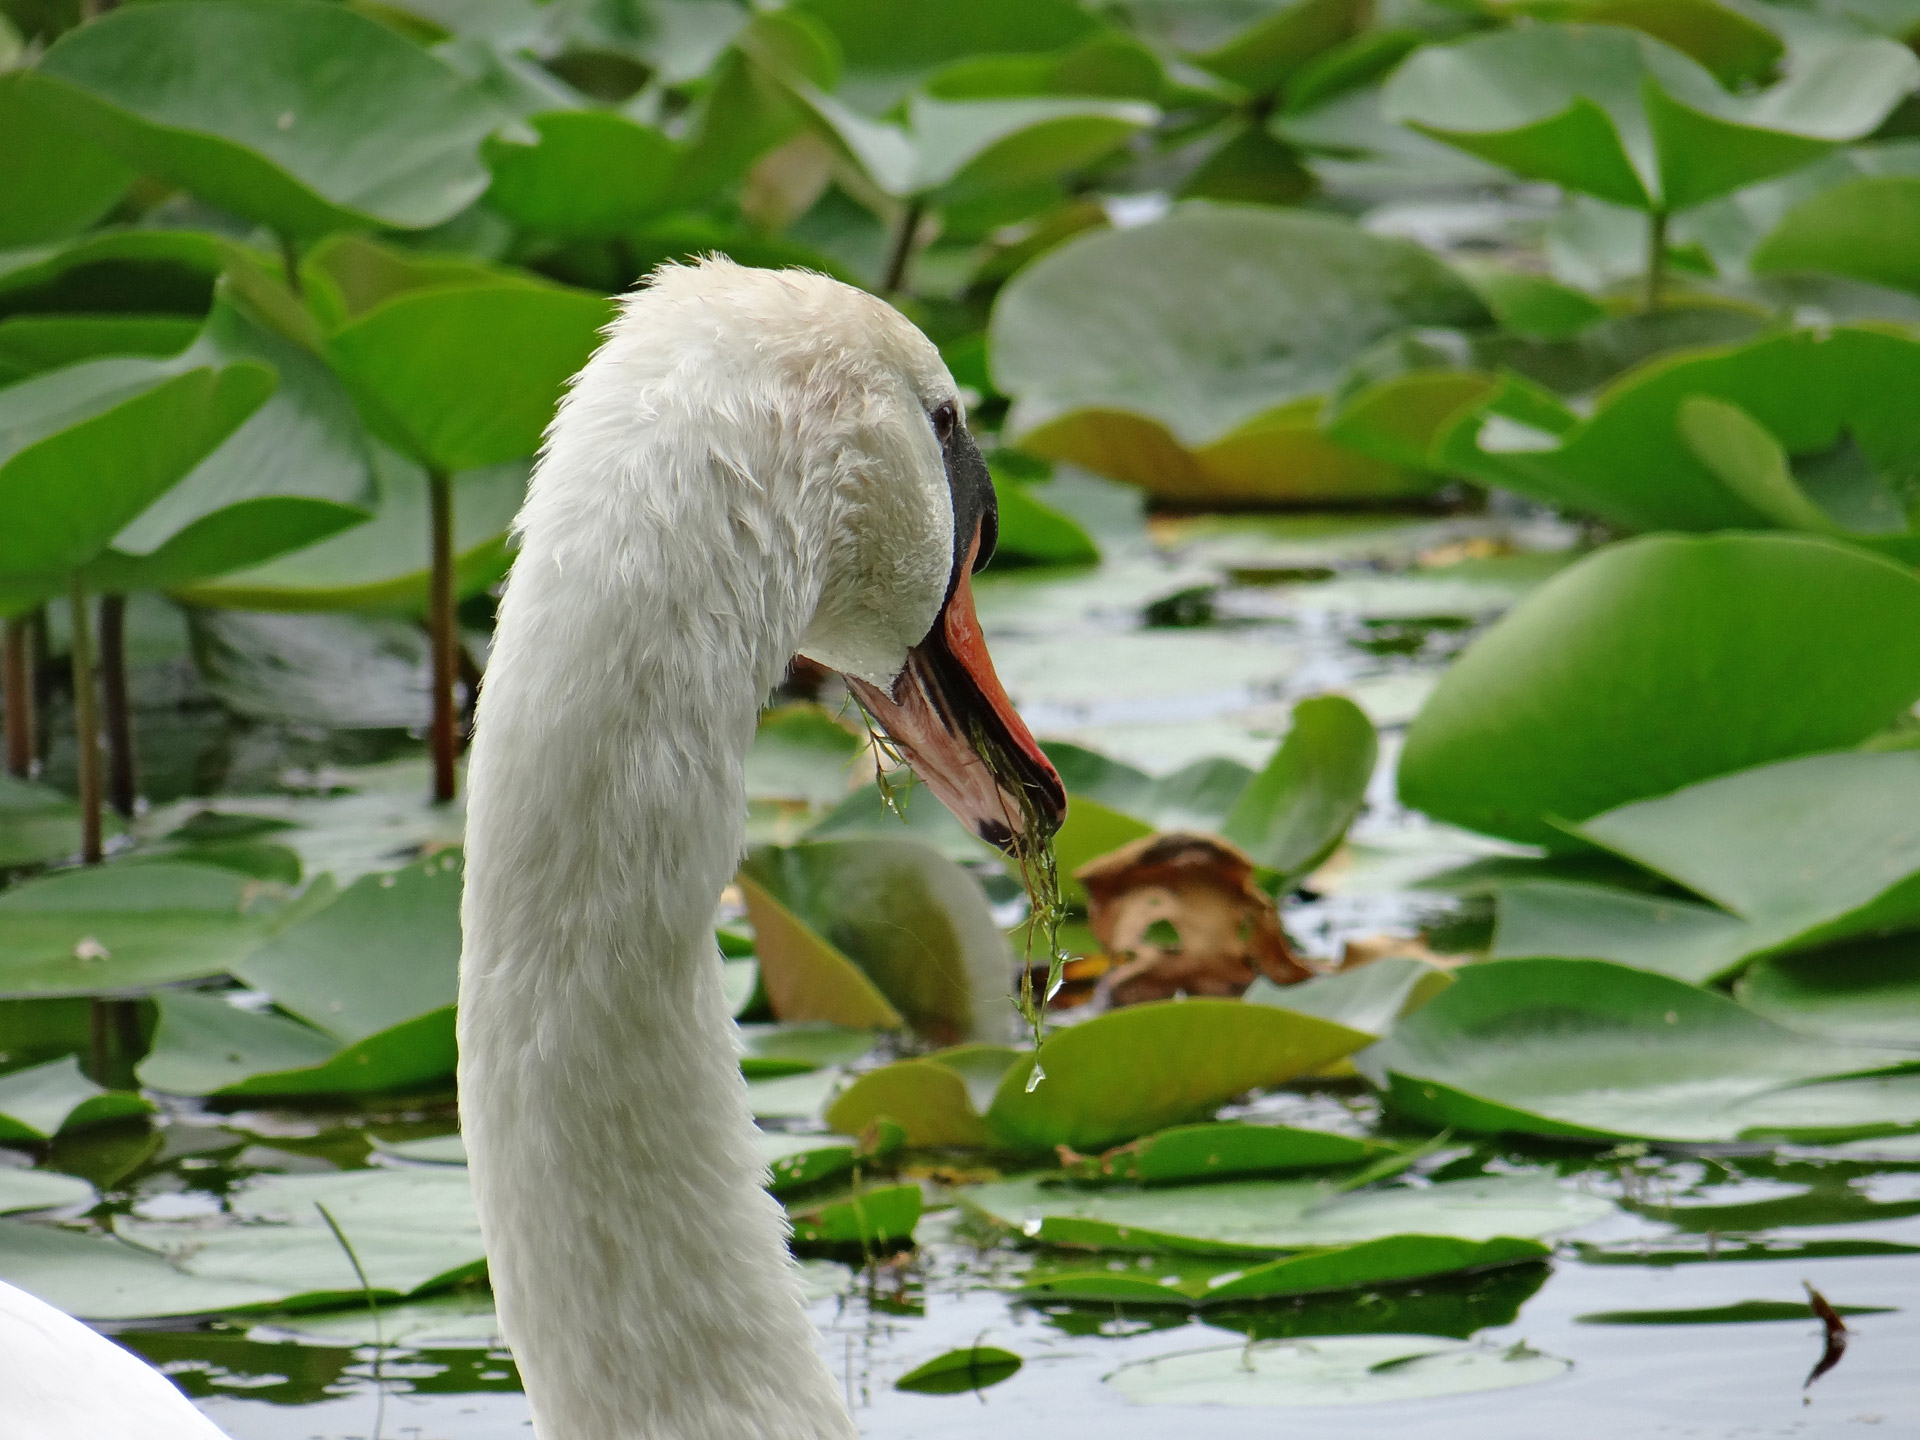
[0,260,1065,1439]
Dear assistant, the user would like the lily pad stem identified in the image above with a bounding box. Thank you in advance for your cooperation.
[3,615,31,778]
[881,199,925,298]
[278,232,303,295]
[99,593,138,819]
[427,467,458,803]
[67,573,102,864]
[1643,209,1668,313]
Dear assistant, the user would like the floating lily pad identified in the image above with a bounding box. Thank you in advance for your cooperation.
[483,109,678,239]
[742,838,1014,1044]
[984,1000,1371,1153]
[744,706,865,809]
[1368,957,1920,1142]
[737,1023,876,1079]
[0,1167,94,1215]
[1061,1121,1386,1184]
[1753,176,1920,297]
[990,205,1488,504]
[1385,24,1916,212]
[966,1169,1607,1253]
[825,1045,1024,1149]
[896,1344,1022,1394]
[1398,534,1920,847]
[1491,878,1749,983]
[747,1067,844,1123]
[1221,695,1376,880]
[0,1057,148,1142]
[1577,1298,1894,1325]
[0,862,287,998]
[787,1182,922,1246]
[0,1218,283,1320]
[0,72,131,248]
[1106,1333,1570,1407]
[1737,937,1920,1049]
[1247,957,1455,1039]
[756,1133,861,1195]
[36,0,501,238]
[1022,1234,1547,1306]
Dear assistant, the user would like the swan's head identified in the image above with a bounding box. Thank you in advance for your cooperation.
[610,259,1065,851]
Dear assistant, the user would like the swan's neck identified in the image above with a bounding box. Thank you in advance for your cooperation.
[457,412,854,1440]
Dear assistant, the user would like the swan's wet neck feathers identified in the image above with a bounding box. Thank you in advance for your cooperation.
[458,349,857,1440]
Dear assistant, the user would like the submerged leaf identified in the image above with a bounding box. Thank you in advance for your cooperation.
[1106,1333,1570,1406]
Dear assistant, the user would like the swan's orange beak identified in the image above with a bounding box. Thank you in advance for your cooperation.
[846,531,1066,854]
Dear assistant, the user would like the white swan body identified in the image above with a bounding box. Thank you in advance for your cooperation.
[0,260,1060,1439]
[0,1278,221,1438]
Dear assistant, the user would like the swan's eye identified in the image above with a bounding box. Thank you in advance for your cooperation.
[930,400,958,443]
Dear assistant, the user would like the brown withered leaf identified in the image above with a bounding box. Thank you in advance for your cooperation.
[1076,832,1314,1007]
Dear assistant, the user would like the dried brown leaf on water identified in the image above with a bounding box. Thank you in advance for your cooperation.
[1077,832,1314,1007]
[1803,1280,1848,1388]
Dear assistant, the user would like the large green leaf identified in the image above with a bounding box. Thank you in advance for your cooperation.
[990,205,1488,504]
[963,1169,1610,1252]
[1398,534,1920,847]
[1434,327,1920,536]
[1752,177,1920,297]
[176,451,525,612]
[0,1219,285,1320]
[791,0,1098,110]
[234,851,461,1042]
[83,295,375,594]
[984,1000,1372,1152]
[0,778,119,868]
[1105,1333,1569,1407]
[1365,957,1920,1142]
[0,71,130,248]
[482,109,678,240]
[1059,1120,1388,1184]
[320,281,610,474]
[1221,695,1376,879]
[35,0,502,239]
[1023,1234,1546,1307]
[0,314,199,387]
[824,1044,1023,1148]
[0,230,224,324]
[0,351,274,602]
[0,1056,149,1141]
[0,862,288,998]
[136,990,456,1098]
[1492,879,1751,983]
[1384,24,1917,212]
[1737,937,1920,1049]
[742,838,1013,1044]
[1186,0,1369,95]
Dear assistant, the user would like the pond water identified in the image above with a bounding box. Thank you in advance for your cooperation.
[10,480,1917,1438]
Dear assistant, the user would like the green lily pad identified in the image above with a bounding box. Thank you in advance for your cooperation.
[786,1182,922,1246]
[825,1045,1025,1149]
[744,706,865,809]
[0,229,224,323]
[756,1133,860,1195]
[1368,956,1920,1142]
[992,473,1100,566]
[984,1000,1373,1153]
[1106,1333,1570,1407]
[36,0,501,239]
[742,838,1014,1044]
[1023,1234,1547,1306]
[483,109,678,239]
[0,861,287,998]
[1752,176,1920,297]
[737,1023,876,1078]
[118,1166,485,1308]
[1221,695,1376,880]
[1186,0,1370,95]
[0,314,199,387]
[963,1169,1609,1253]
[0,350,275,604]
[1398,534,1920,847]
[0,1218,284,1320]
[0,1167,94,1215]
[235,851,461,1042]
[1435,327,1920,537]
[1247,957,1456,1039]
[0,778,119,868]
[177,451,525,612]
[83,295,376,594]
[747,1067,844,1123]
[990,205,1488,504]
[1737,936,1920,1049]
[1491,878,1749,983]
[895,1344,1022,1394]
[137,991,457,1098]
[1061,1121,1386,1184]
[0,72,131,248]
[318,277,611,476]
[1052,796,1154,908]
[1578,1298,1895,1325]
[0,1056,149,1141]
[1385,24,1916,212]
[791,0,1098,110]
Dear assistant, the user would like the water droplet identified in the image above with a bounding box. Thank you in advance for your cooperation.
[1024,1061,1046,1093]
